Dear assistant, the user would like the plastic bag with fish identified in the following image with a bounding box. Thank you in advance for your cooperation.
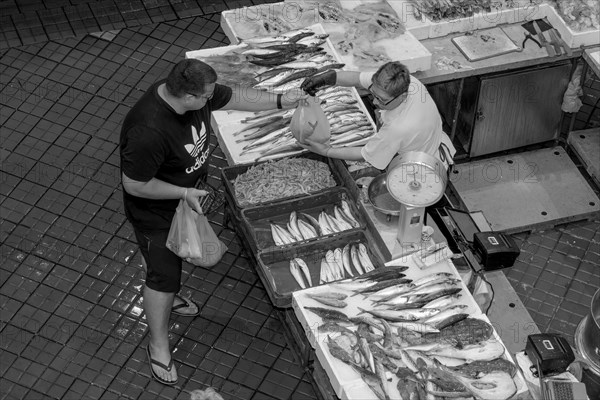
[290,95,330,145]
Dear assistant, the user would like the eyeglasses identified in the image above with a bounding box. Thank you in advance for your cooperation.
[187,91,214,101]
[368,83,400,106]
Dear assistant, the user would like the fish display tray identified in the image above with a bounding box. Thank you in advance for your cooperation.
[221,152,344,214]
[255,230,385,308]
[190,23,378,165]
[219,2,432,72]
[240,187,366,254]
[544,4,600,48]
[292,256,529,399]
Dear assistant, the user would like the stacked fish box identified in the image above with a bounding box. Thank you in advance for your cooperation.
[292,258,529,400]
[256,231,386,308]
[221,153,388,308]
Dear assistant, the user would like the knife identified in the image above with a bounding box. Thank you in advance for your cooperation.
[532,20,556,57]
[548,28,572,57]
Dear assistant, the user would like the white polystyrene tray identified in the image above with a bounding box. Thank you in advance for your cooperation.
[292,256,528,399]
[544,4,600,48]
[186,24,377,165]
[220,1,432,72]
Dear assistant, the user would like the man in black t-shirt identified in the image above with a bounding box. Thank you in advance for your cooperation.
[120,59,304,385]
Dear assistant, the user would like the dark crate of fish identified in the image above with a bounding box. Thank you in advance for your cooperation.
[240,187,367,254]
[221,153,343,213]
[255,230,385,308]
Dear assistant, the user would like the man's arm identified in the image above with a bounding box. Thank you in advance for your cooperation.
[122,173,207,213]
[334,71,363,88]
[298,139,364,162]
[220,88,306,112]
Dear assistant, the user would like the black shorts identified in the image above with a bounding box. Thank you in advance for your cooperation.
[133,228,182,293]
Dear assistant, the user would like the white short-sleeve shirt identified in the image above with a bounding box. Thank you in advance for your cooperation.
[358,72,454,170]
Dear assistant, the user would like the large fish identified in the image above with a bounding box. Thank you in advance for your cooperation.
[427,339,506,363]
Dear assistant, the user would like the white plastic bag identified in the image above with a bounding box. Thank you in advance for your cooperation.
[290,96,330,145]
[166,200,227,267]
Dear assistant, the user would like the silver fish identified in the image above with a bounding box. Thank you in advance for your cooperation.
[295,258,312,287]
[290,259,306,289]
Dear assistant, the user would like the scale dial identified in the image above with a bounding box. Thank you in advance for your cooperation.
[386,152,447,208]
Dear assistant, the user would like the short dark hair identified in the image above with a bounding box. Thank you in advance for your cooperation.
[165,59,218,98]
[372,62,410,98]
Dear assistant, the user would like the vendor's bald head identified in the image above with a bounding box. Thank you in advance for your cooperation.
[372,62,410,98]
[166,59,217,98]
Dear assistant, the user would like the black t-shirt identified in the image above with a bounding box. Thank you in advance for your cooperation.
[120,80,232,231]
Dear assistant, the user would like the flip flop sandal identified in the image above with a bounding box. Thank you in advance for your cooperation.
[171,296,200,317]
[146,346,178,386]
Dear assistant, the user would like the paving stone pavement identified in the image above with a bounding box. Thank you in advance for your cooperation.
[1,1,599,399]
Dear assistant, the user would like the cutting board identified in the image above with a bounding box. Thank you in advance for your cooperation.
[452,26,521,61]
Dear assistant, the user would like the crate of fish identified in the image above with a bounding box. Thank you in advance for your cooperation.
[255,230,385,308]
[240,187,366,254]
[221,152,344,213]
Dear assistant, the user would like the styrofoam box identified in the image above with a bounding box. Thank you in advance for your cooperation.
[186,24,377,165]
[426,1,550,38]
[220,2,432,72]
[545,4,600,48]
[292,256,528,400]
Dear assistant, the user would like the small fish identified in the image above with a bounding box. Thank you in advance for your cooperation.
[295,258,312,287]
[290,259,306,289]
[300,212,321,235]
[296,219,317,240]
[308,291,347,301]
[304,306,351,323]
[272,68,317,87]
[423,292,463,309]
[333,248,346,279]
[317,321,353,335]
[341,244,353,277]
[358,243,375,272]
[412,272,455,287]
[423,304,468,329]
[432,312,470,330]
[359,307,437,322]
[288,212,303,241]
[354,277,411,296]
[308,296,347,308]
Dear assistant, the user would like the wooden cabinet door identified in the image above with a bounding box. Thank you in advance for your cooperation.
[470,63,571,157]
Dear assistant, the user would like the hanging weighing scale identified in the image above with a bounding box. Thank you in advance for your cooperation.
[386,151,448,249]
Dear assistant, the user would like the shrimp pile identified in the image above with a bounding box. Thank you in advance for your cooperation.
[233,158,336,206]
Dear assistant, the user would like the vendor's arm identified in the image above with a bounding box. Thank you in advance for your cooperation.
[361,123,403,170]
[299,139,364,162]
[220,88,306,112]
[300,70,365,95]
[122,175,207,214]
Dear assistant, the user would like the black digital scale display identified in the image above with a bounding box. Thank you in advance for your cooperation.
[431,207,520,271]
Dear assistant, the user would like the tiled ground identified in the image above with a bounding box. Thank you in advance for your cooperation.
[1,1,599,400]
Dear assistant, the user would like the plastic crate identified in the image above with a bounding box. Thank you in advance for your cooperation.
[255,230,384,308]
[221,153,343,211]
[240,187,366,253]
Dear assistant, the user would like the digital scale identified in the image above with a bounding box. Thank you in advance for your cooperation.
[386,151,448,250]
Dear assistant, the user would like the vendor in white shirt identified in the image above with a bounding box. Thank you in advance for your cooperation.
[300,61,455,170]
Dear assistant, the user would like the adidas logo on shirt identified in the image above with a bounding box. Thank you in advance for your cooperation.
[184,124,206,158]
[185,123,210,174]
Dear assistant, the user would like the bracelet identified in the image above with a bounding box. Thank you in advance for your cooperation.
[325,148,331,158]
[276,93,283,109]
[182,188,188,200]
